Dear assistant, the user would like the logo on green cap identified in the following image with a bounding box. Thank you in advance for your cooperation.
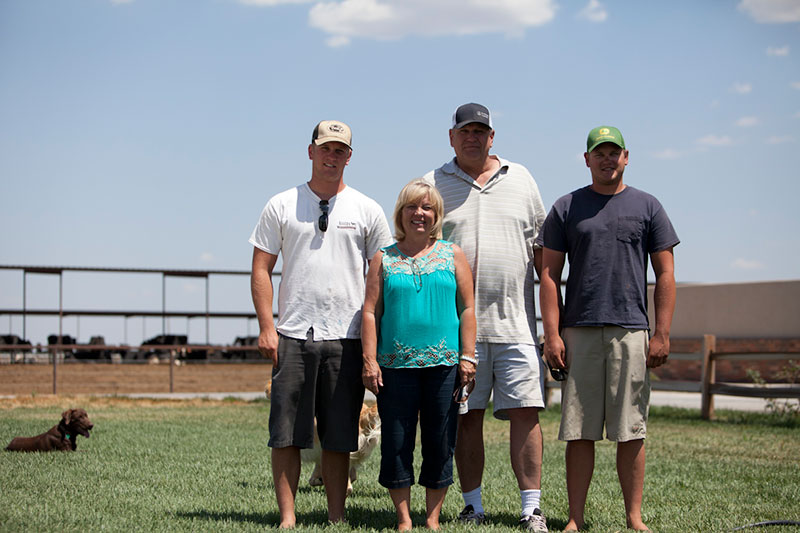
[587,126,625,153]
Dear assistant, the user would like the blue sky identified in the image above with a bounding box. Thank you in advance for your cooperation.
[1,0,799,345]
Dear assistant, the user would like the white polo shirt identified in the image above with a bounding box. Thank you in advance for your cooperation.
[423,157,546,344]
[249,183,392,341]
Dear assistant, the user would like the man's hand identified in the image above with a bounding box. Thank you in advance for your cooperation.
[258,329,279,365]
[647,333,670,368]
[543,335,567,370]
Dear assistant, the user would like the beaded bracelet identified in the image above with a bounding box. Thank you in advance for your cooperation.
[459,355,478,365]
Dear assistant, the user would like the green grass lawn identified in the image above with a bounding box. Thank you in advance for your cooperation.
[0,399,797,532]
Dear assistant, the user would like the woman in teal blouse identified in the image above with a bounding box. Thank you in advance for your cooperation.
[363,179,476,531]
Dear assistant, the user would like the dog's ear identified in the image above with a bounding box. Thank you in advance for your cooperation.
[61,409,73,424]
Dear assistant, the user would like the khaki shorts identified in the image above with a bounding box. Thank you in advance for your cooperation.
[468,342,545,420]
[558,326,650,442]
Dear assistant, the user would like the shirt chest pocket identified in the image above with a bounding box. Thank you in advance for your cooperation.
[616,216,644,243]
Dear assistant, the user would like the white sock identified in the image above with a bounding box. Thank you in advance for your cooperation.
[521,489,541,517]
[463,486,484,514]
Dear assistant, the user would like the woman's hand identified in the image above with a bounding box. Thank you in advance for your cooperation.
[458,359,476,387]
[362,358,383,395]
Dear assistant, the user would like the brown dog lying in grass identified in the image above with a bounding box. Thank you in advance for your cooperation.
[5,408,94,452]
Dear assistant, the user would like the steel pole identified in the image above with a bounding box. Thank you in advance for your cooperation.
[54,272,62,395]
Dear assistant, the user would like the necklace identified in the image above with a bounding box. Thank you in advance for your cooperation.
[395,239,436,291]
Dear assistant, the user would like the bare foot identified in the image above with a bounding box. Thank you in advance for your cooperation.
[627,516,649,531]
[397,520,413,531]
[564,518,583,531]
[425,519,440,530]
[278,520,295,529]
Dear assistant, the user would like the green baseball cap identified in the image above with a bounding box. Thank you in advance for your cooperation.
[586,126,625,153]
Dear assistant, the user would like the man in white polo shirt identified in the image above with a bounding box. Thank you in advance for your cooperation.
[423,103,549,532]
[250,120,392,528]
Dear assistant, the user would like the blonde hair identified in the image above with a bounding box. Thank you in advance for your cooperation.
[392,179,444,242]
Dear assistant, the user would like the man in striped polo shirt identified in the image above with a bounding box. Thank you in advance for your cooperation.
[422,103,549,532]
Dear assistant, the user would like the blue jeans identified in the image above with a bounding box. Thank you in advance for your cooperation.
[377,365,459,489]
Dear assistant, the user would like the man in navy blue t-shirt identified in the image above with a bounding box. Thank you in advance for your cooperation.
[539,126,679,532]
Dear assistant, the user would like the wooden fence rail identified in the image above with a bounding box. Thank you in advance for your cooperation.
[0,343,262,394]
[699,335,800,419]
[544,335,800,419]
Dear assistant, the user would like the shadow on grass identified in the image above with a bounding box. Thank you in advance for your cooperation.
[175,509,336,528]
[175,507,412,530]
[470,511,569,531]
[174,509,275,526]
[347,503,405,530]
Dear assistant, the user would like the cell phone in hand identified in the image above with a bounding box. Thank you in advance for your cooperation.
[546,361,567,381]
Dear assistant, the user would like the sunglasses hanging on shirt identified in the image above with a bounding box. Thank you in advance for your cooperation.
[318,200,329,232]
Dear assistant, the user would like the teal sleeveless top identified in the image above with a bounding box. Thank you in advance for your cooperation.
[377,240,460,369]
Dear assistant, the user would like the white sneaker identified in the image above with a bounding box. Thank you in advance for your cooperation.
[519,508,548,532]
[458,505,487,525]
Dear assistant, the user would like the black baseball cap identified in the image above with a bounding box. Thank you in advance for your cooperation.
[451,102,492,130]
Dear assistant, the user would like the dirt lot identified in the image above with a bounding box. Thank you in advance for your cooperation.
[0,362,272,397]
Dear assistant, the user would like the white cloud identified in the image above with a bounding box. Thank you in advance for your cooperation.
[652,149,682,160]
[767,45,790,56]
[736,116,759,127]
[765,135,794,144]
[301,0,557,46]
[578,0,607,22]
[791,81,800,89]
[731,82,753,94]
[696,134,733,148]
[738,0,800,23]
[731,258,765,270]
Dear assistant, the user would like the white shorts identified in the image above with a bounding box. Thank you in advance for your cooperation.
[467,342,545,420]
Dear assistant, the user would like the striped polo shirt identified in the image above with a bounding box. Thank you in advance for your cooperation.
[423,156,546,344]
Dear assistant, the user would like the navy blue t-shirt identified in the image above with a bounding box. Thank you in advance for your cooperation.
[542,185,679,329]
